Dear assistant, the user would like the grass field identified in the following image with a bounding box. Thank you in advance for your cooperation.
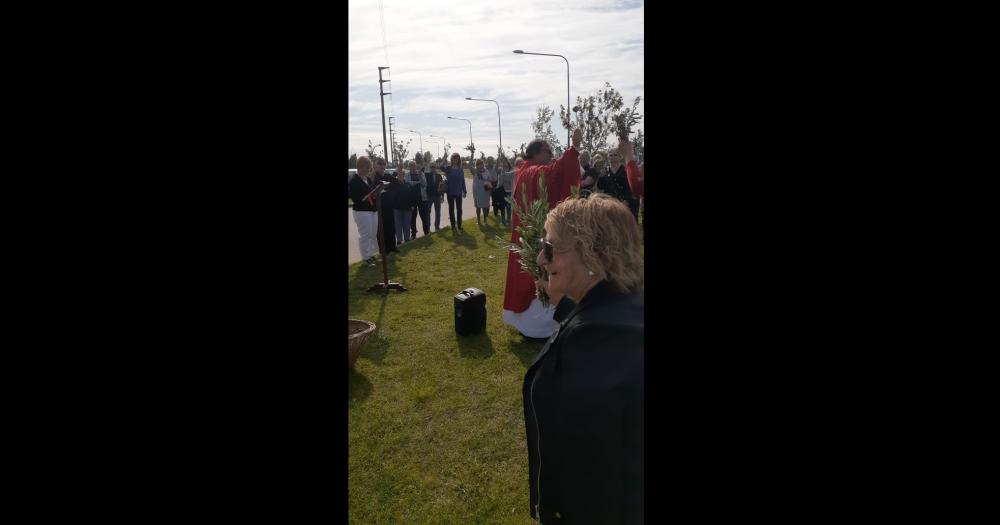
[348,204,642,523]
[348,217,540,524]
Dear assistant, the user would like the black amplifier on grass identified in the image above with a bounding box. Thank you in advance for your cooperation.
[454,288,486,336]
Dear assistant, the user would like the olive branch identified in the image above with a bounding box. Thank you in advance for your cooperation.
[495,170,552,307]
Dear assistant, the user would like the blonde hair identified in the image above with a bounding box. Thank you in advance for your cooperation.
[545,193,643,294]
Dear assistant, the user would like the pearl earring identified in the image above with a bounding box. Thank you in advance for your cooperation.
[588,271,595,276]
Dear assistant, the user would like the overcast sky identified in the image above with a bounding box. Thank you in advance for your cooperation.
[348,0,643,162]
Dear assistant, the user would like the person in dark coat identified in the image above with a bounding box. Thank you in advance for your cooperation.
[606,150,639,221]
[441,152,468,231]
[407,159,431,238]
[348,156,380,267]
[424,162,445,232]
[579,150,599,198]
[372,158,398,255]
[524,192,644,524]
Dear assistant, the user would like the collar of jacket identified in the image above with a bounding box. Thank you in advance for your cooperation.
[531,280,621,367]
[559,280,619,327]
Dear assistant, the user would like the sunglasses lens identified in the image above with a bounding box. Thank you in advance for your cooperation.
[543,241,553,261]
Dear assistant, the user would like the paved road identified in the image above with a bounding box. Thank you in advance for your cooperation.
[348,177,505,265]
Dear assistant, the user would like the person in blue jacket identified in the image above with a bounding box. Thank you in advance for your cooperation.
[441,152,468,231]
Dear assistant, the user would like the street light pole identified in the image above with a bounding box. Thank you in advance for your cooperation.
[513,50,570,147]
[426,140,440,159]
[447,116,473,165]
[429,134,446,157]
[465,97,502,158]
[409,130,423,158]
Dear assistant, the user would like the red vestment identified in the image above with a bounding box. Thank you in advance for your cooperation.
[625,159,643,198]
[502,147,580,313]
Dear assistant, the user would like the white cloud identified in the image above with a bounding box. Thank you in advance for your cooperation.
[348,0,643,160]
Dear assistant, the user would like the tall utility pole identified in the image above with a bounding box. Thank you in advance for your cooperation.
[378,67,391,164]
[388,116,396,165]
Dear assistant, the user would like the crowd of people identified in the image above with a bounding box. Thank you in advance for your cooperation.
[349,151,523,267]
[349,128,645,523]
[350,144,642,268]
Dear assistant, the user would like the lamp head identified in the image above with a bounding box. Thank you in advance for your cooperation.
[513,50,523,54]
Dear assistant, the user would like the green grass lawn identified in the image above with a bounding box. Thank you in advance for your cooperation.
[348,208,642,524]
[348,216,540,524]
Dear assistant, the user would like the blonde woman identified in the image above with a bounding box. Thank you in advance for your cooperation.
[524,192,643,524]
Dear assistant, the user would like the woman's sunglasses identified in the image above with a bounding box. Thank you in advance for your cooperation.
[541,238,564,262]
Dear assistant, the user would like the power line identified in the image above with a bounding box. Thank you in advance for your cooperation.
[377,0,390,67]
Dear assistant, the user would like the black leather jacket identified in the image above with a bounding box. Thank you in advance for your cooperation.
[349,175,377,212]
[523,281,644,524]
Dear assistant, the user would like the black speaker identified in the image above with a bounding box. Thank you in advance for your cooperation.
[454,288,486,336]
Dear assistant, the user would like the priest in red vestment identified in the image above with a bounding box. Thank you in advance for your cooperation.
[502,128,583,338]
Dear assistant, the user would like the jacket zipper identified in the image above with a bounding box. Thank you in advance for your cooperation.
[530,368,542,519]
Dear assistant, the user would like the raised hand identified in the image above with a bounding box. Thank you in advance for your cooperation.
[572,127,583,149]
[618,140,634,163]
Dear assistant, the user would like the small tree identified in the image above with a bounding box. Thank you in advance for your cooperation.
[392,138,412,167]
[348,153,358,169]
[365,140,383,163]
[558,82,642,153]
[631,129,644,163]
[531,104,563,155]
